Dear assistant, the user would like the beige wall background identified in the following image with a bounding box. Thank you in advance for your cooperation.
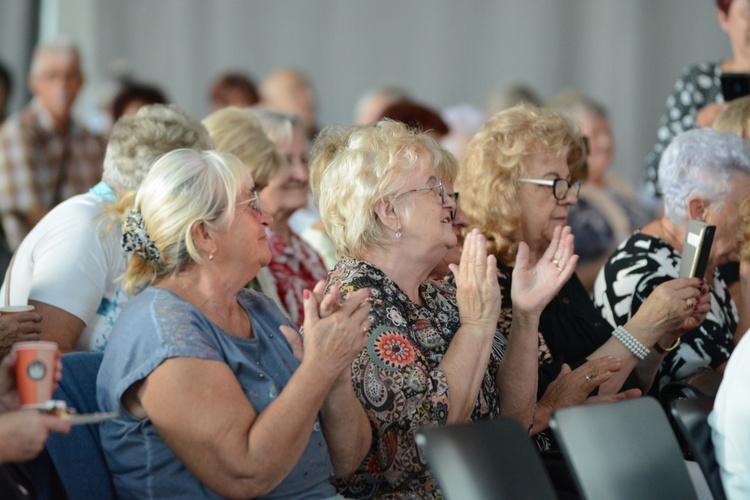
[0,0,730,189]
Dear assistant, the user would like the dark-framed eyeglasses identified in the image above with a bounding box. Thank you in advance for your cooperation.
[518,178,581,201]
[236,190,263,215]
[448,192,459,220]
[399,178,446,205]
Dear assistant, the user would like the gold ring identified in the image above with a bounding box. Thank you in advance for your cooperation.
[685,299,693,311]
[556,264,563,272]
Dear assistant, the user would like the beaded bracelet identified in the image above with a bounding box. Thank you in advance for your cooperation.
[611,325,650,360]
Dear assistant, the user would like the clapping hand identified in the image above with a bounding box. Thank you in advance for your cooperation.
[512,225,578,317]
[449,228,502,330]
[280,280,371,381]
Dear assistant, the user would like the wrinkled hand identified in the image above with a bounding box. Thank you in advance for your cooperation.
[449,228,501,330]
[630,278,709,342]
[538,357,625,413]
[281,281,371,380]
[0,312,42,358]
[512,225,578,317]
[0,411,71,464]
[584,388,642,406]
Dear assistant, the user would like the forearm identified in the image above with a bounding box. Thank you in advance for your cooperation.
[497,311,540,428]
[320,369,371,478]
[585,337,641,395]
[151,359,338,498]
[439,323,495,423]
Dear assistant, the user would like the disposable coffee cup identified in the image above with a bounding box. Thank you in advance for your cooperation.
[11,341,58,407]
[0,305,35,315]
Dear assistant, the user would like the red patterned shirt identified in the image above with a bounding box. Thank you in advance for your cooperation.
[266,229,328,328]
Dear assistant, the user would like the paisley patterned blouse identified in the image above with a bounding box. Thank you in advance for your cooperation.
[328,259,503,499]
[593,231,737,389]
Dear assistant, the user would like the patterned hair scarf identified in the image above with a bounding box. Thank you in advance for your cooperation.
[122,209,161,263]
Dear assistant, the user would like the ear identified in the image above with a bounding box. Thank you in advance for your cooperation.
[686,196,709,221]
[374,197,400,234]
[191,220,217,256]
[717,8,730,33]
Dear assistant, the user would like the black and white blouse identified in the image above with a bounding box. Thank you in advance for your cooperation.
[592,231,736,389]
[643,61,723,199]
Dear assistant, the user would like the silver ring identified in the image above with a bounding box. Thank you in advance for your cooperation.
[551,258,560,265]
[585,372,596,382]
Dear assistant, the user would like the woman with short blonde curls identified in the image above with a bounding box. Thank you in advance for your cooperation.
[311,120,590,498]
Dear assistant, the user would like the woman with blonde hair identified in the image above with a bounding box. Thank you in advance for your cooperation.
[459,104,710,400]
[204,107,329,328]
[309,120,630,498]
[97,149,373,498]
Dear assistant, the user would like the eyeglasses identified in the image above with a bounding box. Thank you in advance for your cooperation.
[236,190,263,215]
[518,178,581,201]
[448,192,459,220]
[399,178,447,205]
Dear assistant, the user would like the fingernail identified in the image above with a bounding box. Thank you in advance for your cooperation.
[303,290,310,299]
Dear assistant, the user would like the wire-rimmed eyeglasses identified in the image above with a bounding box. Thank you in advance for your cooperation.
[236,190,263,214]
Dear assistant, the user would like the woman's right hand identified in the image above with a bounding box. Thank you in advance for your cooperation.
[294,282,372,380]
[448,228,502,331]
[0,410,71,464]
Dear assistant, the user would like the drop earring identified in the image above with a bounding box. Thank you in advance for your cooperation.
[395,225,401,239]
[209,252,214,261]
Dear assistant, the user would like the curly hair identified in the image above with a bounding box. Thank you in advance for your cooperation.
[310,120,450,261]
[457,103,585,265]
[103,104,212,193]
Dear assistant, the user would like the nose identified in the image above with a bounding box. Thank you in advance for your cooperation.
[260,210,274,226]
[561,185,579,205]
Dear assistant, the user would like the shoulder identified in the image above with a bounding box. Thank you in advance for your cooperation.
[680,61,721,79]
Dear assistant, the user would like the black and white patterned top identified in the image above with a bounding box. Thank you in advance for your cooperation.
[592,231,736,389]
[643,61,723,199]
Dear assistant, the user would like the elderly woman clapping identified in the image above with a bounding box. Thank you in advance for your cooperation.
[458,104,710,402]
[595,127,750,388]
[310,120,599,498]
[97,149,373,498]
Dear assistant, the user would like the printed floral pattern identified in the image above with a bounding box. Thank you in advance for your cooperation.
[329,259,502,499]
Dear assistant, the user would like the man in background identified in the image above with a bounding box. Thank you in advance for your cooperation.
[0,39,104,250]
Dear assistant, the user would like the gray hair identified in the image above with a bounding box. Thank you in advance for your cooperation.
[30,38,81,76]
[246,107,305,150]
[102,104,213,193]
[659,128,750,224]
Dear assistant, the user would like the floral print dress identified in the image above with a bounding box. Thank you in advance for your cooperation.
[328,259,503,499]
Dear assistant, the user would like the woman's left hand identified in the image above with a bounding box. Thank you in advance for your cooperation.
[512,225,578,317]
[280,280,371,378]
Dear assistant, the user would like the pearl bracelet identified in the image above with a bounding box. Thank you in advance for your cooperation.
[611,325,650,360]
